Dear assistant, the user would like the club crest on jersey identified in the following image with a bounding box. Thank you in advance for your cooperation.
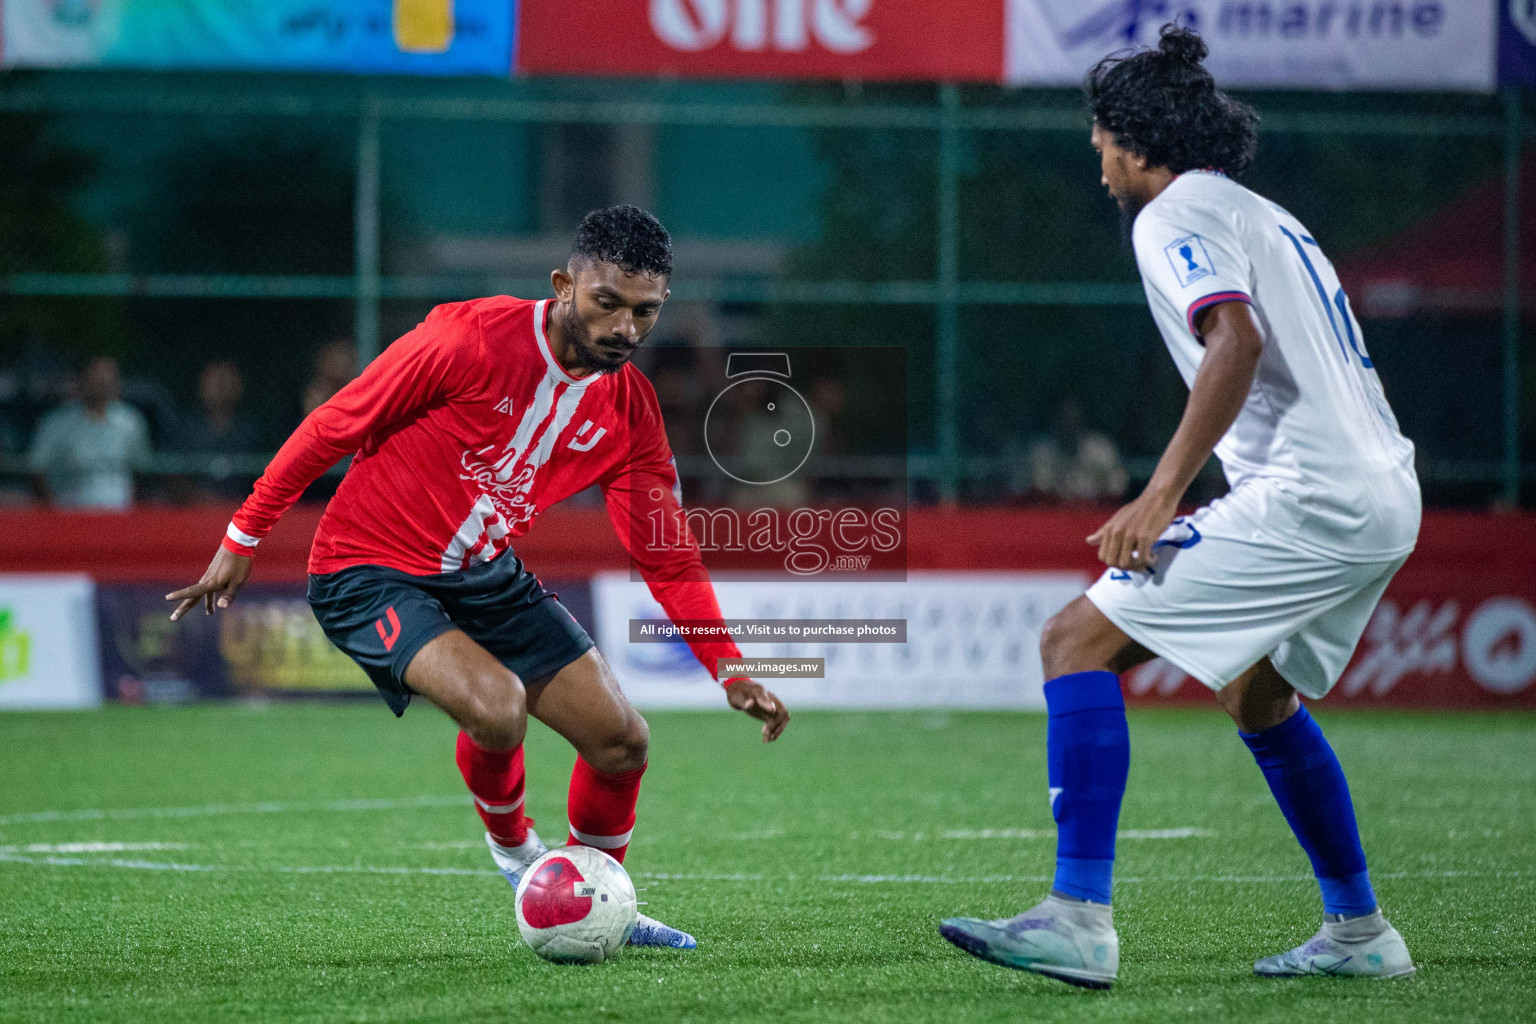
[567,419,606,452]
[1164,234,1216,288]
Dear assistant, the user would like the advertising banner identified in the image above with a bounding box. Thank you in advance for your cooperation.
[1499,0,1536,86]
[0,0,1506,87]
[516,0,1006,82]
[95,578,594,703]
[592,570,1086,709]
[1114,510,1536,708]
[0,574,101,710]
[1125,586,1536,708]
[97,583,372,702]
[1006,1,1499,92]
[0,0,515,75]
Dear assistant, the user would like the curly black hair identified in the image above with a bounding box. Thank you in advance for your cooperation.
[570,204,673,278]
[1086,25,1259,177]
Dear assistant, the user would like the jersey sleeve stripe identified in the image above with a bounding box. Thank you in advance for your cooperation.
[222,521,261,556]
[1185,291,1253,336]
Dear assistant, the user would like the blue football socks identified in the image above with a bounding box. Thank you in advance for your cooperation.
[1240,704,1378,917]
[1044,670,1131,905]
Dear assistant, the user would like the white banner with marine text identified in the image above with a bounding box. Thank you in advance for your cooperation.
[1006,1,1499,92]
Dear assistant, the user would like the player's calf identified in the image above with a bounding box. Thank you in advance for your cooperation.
[457,730,533,848]
[1233,665,1382,925]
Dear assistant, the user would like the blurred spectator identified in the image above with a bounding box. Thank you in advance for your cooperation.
[119,373,185,452]
[174,360,262,501]
[0,348,73,456]
[1017,395,1127,503]
[302,339,358,416]
[28,356,151,510]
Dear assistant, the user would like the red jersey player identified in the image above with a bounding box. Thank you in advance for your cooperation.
[167,206,789,949]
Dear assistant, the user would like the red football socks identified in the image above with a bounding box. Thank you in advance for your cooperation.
[454,730,530,847]
[565,755,646,863]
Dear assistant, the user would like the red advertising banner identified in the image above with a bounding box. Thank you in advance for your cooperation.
[1123,591,1536,710]
[515,0,1005,82]
[0,506,1530,707]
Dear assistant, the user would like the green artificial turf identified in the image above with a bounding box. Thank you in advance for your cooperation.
[0,703,1532,1023]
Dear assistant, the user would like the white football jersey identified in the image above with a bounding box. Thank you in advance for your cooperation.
[1132,171,1420,561]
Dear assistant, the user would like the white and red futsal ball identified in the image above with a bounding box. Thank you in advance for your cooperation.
[515,846,638,964]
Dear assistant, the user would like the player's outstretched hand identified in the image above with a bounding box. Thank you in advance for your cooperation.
[166,546,253,621]
[1087,488,1180,573]
[725,679,790,742]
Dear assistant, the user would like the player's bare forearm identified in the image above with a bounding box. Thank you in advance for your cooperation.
[1089,301,1263,570]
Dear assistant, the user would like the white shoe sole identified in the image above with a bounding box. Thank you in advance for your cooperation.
[1255,960,1417,979]
[1020,962,1117,990]
[939,920,1115,990]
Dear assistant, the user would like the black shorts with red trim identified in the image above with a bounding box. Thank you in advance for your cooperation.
[307,551,594,716]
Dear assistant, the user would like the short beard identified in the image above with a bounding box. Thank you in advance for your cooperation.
[1116,192,1146,252]
[558,302,637,375]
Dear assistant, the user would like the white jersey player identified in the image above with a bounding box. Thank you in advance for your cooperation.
[942,25,1417,989]
[1099,165,1420,694]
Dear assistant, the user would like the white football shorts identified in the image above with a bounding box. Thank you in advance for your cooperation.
[1084,484,1409,699]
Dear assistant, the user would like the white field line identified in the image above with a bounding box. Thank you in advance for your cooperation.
[0,842,190,853]
[0,852,1522,886]
[0,795,469,827]
[0,800,1211,842]
[941,828,1212,840]
[0,851,499,877]
[0,852,220,872]
[726,827,1213,841]
[279,864,493,877]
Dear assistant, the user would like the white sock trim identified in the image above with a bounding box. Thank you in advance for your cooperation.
[569,826,633,850]
[474,794,525,814]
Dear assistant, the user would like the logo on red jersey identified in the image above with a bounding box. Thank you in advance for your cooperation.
[374,607,402,651]
[450,376,591,570]
[567,419,607,452]
[494,397,514,414]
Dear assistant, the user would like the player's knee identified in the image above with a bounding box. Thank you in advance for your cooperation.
[1039,608,1089,678]
[461,668,527,750]
[585,713,649,774]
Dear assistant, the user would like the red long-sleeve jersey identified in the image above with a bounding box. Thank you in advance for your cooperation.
[223,296,741,678]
